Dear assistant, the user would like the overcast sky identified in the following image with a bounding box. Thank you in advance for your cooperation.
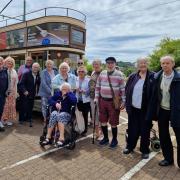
[0,0,180,62]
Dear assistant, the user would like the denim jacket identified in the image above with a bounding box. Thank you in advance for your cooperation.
[76,76,90,103]
[52,73,76,94]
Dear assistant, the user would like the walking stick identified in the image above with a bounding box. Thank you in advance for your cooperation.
[92,102,97,144]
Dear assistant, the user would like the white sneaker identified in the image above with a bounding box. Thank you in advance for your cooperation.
[6,121,13,126]
[0,121,5,128]
[96,135,104,141]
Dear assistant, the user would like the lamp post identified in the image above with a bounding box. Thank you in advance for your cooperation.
[23,0,26,22]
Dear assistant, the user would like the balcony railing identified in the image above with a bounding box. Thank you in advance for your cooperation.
[0,7,86,27]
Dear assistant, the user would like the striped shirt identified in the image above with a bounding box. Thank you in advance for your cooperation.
[95,69,126,103]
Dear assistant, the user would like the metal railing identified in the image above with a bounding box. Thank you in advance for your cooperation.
[0,7,86,27]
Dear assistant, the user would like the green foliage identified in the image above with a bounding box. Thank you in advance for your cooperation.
[86,63,93,75]
[123,67,136,77]
[149,38,180,71]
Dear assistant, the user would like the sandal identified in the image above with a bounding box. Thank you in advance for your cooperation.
[42,138,50,145]
[56,140,65,147]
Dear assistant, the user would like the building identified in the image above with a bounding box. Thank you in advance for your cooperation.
[0,7,86,69]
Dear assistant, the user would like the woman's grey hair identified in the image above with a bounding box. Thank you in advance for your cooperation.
[45,59,54,66]
[59,82,71,91]
[135,57,149,68]
[92,59,102,66]
[59,62,70,72]
[160,55,175,63]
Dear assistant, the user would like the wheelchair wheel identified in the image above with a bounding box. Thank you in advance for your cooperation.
[66,141,76,150]
[151,138,161,152]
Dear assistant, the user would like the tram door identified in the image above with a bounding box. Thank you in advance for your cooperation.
[31,51,47,70]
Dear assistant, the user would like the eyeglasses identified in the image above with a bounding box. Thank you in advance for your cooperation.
[78,62,84,65]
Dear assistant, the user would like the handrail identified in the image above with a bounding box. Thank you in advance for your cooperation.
[0,7,86,27]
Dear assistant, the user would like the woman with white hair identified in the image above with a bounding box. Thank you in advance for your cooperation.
[52,62,76,94]
[2,56,18,126]
[38,60,58,122]
[123,57,154,159]
[42,82,77,146]
[76,66,90,136]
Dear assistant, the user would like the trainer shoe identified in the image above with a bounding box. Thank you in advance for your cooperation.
[141,153,149,159]
[109,139,118,148]
[99,138,109,145]
[123,148,133,154]
[3,121,13,126]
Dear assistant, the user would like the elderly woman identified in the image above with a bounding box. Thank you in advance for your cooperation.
[2,57,18,126]
[76,66,90,136]
[52,62,76,94]
[42,82,77,146]
[63,58,76,75]
[38,60,58,122]
[89,59,102,140]
[123,57,154,159]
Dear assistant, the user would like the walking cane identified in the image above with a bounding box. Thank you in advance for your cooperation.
[92,102,97,144]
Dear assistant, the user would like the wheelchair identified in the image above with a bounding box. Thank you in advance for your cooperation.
[39,105,78,150]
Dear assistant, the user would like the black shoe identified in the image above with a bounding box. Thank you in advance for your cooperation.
[123,148,133,154]
[81,130,87,136]
[0,127,5,132]
[99,138,109,145]
[142,153,149,159]
[29,123,33,127]
[159,159,174,166]
[19,121,23,125]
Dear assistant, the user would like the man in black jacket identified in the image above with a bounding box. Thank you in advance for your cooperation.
[0,57,8,132]
[18,63,40,127]
[147,55,180,167]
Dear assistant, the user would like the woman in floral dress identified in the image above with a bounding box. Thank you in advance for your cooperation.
[2,57,18,126]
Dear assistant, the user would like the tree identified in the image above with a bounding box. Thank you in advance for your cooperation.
[149,38,180,71]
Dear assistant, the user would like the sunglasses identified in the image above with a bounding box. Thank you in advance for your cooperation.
[78,62,84,65]
[78,71,85,73]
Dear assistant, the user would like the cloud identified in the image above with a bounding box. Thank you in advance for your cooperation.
[0,0,180,62]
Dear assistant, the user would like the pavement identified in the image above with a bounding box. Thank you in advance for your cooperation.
[0,111,180,180]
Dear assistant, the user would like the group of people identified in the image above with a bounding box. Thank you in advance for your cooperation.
[0,54,180,168]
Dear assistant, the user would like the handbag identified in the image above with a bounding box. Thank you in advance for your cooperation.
[107,73,121,110]
[74,107,85,134]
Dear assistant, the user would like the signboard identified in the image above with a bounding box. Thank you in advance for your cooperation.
[6,29,25,49]
[0,32,7,50]
[27,23,69,46]
[71,29,84,44]
[0,29,25,50]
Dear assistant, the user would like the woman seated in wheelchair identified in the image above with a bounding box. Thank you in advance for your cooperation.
[42,82,77,147]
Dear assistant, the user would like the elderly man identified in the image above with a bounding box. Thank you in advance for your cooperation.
[18,56,33,80]
[18,63,41,127]
[95,57,125,148]
[148,55,180,167]
[89,59,102,140]
[0,57,8,132]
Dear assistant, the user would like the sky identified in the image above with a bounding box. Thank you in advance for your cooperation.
[0,0,180,62]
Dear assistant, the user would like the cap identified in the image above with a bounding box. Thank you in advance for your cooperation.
[105,57,116,63]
